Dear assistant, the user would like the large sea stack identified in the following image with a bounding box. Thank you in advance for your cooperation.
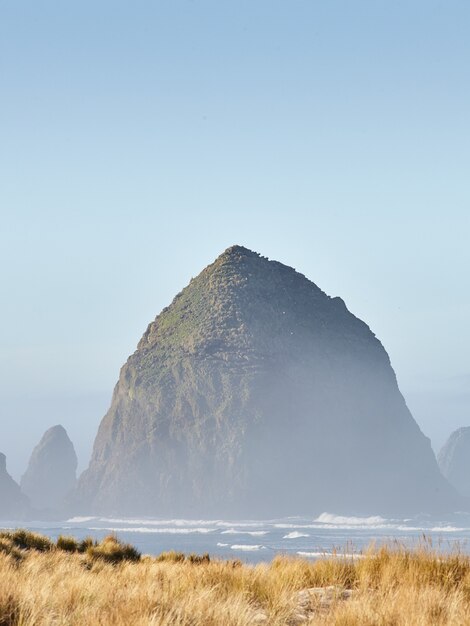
[438,427,470,497]
[21,425,77,511]
[76,246,458,516]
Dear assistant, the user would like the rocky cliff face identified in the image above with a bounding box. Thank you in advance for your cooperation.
[438,427,470,497]
[0,453,30,519]
[76,246,458,516]
[21,425,77,511]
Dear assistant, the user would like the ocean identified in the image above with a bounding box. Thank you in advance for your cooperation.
[3,512,470,563]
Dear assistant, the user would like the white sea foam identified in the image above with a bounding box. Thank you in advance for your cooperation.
[217,542,229,547]
[90,527,216,534]
[216,521,266,528]
[275,522,389,530]
[392,525,467,532]
[297,551,365,559]
[283,531,310,539]
[100,518,220,527]
[274,523,314,529]
[230,544,265,551]
[97,518,267,529]
[315,513,387,526]
[221,529,268,536]
[66,516,97,523]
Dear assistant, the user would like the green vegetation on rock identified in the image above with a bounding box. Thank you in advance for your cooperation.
[75,246,459,517]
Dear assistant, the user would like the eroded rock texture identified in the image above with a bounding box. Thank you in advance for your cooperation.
[76,246,458,516]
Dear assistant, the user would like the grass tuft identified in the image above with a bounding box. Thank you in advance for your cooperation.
[57,535,79,553]
[156,550,186,562]
[85,534,141,564]
[0,538,23,562]
[78,537,96,553]
[0,529,53,552]
[188,552,210,564]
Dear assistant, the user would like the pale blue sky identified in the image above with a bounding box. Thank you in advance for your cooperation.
[1,0,469,478]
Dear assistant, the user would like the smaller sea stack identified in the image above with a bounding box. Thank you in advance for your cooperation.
[21,425,77,511]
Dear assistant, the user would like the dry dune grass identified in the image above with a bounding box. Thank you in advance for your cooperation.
[1,531,470,625]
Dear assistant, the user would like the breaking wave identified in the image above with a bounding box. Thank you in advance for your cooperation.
[90,526,216,534]
[221,529,268,536]
[314,513,387,526]
[96,518,266,529]
[297,551,365,559]
[100,518,219,527]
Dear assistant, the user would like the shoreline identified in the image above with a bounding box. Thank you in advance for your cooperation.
[1,529,470,624]
[2,512,470,565]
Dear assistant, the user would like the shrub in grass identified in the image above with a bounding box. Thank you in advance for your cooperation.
[0,538,23,561]
[87,535,141,564]
[156,550,186,563]
[155,551,210,564]
[0,529,53,552]
[78,537,96,553]
[56,535,79,553]
[188,553,210,564]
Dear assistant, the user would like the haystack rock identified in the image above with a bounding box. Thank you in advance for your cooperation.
[0,453,30,519]
[438,427,470,497]
[76,246,459,516]
[21,425,77,511]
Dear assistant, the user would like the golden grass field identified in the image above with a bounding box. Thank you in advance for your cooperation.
[1,530,470,625]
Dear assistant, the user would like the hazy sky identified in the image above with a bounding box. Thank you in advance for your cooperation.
[1,0,469,479]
